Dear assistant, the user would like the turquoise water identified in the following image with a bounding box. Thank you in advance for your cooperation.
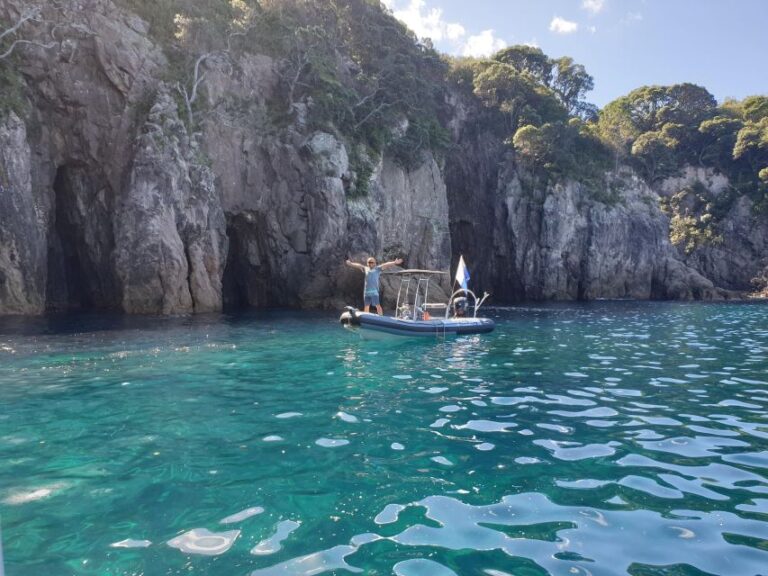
[1,303,768,576]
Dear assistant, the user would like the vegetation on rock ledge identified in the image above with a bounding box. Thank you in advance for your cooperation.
[108,0,768,212]
[120,0,451,194]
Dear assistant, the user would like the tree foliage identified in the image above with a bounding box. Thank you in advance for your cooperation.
[698,116,742,169]
[114,0,767,207]
[741,96,768,123]
[512,119,612,191]
[551,56,595,117]
[444,45,613,194]
[630,124,681,183]
[472,61,567,131]
[493,45,553,85]
[664,182,725,254]
[599,84,768,201]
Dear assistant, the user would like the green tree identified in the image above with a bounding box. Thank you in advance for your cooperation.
[630,125,680,182]
[512,124,548,164]
[599,83,720,177]
[733,117,768,173]
[550,56,594,116]
[473,61,566,132]
[600,84,716,137]
[512,120,611,190]
[598,98,639,170]
[658,83,717,128]
[697,116,742,169]
[490,47,595,119]
[492,45,553,85]
[741,95,768,122]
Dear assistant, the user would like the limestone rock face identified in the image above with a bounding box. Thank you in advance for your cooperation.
[502,174,720,301]
[115,89,227,314]
[200,54,452,310]
[0,113,45,314]
[207,123,452,310]
[444,93,753,302]
[356,153,452,306]
[659,168,768,291]
[454,166,738,302]
[690,194,768,290]
[0,0,169,313]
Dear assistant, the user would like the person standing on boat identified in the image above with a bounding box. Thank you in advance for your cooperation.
[345,256,403,314]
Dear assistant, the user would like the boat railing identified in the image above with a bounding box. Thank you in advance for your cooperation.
[444,288,490,319]
[394,270,448,321]
[390,269,488,321]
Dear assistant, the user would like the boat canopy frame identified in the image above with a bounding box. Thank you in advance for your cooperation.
[390,269,489,321]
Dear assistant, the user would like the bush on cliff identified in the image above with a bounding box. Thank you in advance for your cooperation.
[120,0,451,189]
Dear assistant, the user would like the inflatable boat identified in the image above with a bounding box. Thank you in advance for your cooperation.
[340,267,494,338]
[340,307,494,337]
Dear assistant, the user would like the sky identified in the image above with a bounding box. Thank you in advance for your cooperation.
[380,0,768,108]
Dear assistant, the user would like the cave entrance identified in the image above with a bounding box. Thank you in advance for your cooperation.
[46,165,116,311]
[222,221,250,311]
[221,213,271,311]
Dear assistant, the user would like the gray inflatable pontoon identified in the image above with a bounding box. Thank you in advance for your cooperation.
[340,307,494,337]
[340,267,494,338]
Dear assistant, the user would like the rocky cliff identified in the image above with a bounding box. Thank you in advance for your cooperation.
[0,112,45,314]
[0,0,763,316]
[0,0,452,315]
[444,93,766,303]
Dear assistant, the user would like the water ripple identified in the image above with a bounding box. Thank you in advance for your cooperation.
[2,303,768,575]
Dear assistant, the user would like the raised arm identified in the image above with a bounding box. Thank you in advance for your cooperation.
[345,259,366,271]
[379,258,403,270]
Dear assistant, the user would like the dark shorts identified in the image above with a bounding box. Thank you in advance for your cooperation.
[364,293,380,307]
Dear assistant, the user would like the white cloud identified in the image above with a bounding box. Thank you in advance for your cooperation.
[446,23,466,41]
[384,0,510,57]
[389,0,466,43]
[581,0,605,14]
[461,29,507,57]
[549,16,579,34]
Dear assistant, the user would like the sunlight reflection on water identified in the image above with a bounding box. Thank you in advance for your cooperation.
[0,303,767,575]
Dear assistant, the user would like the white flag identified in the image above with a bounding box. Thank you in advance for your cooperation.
[455,256,470,291]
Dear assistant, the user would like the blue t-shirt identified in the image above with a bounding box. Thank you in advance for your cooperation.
[364,266,382,295]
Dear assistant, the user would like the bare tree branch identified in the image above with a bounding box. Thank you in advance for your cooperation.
[0,5,51,60]
[354,99,400,130]
[353,85,382,109]
[188,53,211,107]
[0,6,42,44]
[0,38,56,60]
[0,3,90,61]
[173,11,267,130]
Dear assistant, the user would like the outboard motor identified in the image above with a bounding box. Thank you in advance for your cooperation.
[340,307,361,328]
